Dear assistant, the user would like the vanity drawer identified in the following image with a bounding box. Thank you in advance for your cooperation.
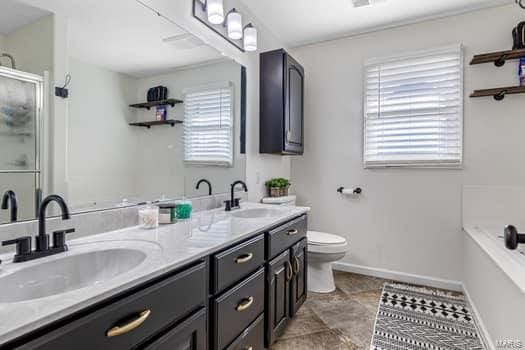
[225,314,264,350]
[212,234,265,293]
[19,262,207,350]
[213,268,265,350]
[267,215,307,259]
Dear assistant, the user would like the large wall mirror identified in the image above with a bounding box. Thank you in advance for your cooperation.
[0,0,246,224]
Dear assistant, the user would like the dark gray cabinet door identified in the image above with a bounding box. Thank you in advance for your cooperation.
[284,54,304,154]
[266,250,291,347]
[145,308,206,350]
[290,238,307,316]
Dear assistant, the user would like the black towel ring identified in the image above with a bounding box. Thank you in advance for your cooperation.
[517,0,525,9]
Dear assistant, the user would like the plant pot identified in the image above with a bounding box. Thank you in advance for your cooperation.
[280,186,290,197]
[269,187,281,197]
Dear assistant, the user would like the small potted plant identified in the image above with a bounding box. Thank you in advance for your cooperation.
[265,178,291,197]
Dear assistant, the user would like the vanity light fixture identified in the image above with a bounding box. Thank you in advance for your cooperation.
[243,23,257,52]
[206,0,224,24]
[193,0,256,52]
[226,8,243,40]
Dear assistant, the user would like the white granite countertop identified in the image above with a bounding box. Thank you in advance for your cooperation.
[0,202,309,345]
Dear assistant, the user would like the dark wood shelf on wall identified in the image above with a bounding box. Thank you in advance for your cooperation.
[128,120,183,129]
[470,85,525,101]
[129,98,184,110]
[470,48,525,67]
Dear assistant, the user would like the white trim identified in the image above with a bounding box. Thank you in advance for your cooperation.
[461,283,496,350]
[332,261,463,291]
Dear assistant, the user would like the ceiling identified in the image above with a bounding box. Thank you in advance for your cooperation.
[14,0,225,77]
[0,0,51,35]
[242,0,512,47]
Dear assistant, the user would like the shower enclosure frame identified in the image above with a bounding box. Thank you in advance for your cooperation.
[0,66,46,218]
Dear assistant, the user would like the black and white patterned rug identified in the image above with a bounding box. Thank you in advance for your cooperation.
[370,283,484,350]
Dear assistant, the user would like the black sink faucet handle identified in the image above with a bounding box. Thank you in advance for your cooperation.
[52,228,75,250]
[2,236,32,257]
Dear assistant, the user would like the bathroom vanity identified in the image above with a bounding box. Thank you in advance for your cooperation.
[0,204,309,350]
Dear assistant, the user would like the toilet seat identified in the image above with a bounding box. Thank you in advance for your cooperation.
[307,231,348,254]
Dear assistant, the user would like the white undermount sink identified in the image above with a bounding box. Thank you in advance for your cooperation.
[0,248,146,303]
[231,208,283,219]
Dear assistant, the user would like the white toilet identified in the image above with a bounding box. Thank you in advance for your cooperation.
[261,195,348,293]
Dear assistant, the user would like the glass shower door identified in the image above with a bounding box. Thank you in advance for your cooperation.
[0,67,43,223]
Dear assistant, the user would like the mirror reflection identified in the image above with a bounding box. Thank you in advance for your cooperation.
[0,0,246,224]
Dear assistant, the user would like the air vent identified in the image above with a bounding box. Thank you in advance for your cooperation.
[162,33,205,50]
[352,0,386,7]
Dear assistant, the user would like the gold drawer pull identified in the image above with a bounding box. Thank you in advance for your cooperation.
[286,261,293,281]
[287,229,299,236]
[235,253,253,264]
[293,256,300,275]
[106,309,151,338]
[236,296,254,311]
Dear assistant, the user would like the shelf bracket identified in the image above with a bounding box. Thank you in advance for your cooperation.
[494,90,507,101]
[494,54,507,67]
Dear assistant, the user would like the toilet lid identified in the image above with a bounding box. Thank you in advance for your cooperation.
[307,231,346,246]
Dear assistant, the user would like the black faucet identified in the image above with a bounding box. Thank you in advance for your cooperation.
[1,190,18,222]
[2,194,75,263]
[196,179,212,196]
[225,180,248,211]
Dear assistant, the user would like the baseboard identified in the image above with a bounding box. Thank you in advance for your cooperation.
[332,262,463,292]
[461,283,495,350]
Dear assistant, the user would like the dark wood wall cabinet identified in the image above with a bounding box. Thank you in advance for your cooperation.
[260,49,305,155]
[5,214,308,350]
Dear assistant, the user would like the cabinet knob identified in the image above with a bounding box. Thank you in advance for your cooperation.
[106,309,151,338]
[287,229,299,236]
[236,296,254,311]
[235,253,253,264]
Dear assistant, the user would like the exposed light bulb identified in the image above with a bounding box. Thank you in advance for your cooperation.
[227,9,243,40]
[207,0,224,24]
[243,24,257,52]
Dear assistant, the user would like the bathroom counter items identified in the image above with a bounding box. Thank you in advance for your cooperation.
[0,202,310,346]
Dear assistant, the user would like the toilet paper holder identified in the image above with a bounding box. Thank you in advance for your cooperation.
[337,187,362,195]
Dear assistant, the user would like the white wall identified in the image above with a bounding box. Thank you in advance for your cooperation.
[290,4,525,282]
[135,60,245,199]
[4,15,53,75]
[67,58,140,209]
[0,34,5,52]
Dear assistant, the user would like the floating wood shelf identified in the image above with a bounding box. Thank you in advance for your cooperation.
[470,86,525,101]
[470,48,525,67]
[129,98,184,110]
[128,120,183,128]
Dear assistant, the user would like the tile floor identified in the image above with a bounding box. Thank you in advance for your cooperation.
[270,271,387,350]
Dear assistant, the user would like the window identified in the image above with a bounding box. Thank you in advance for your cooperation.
[363,45,463,167]
[184,82,234,166]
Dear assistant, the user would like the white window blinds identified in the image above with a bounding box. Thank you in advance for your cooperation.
[364,46,463,167]
[184,82,234,166]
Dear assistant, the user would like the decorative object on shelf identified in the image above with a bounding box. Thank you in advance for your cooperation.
[128,120,183,129]
[129,98,183,110]
[520,58,525,86]
[147,86,168,102]
[156,105,167,121]
[192,0,258,52]
[513,22,525,50]
[265,178,291,197]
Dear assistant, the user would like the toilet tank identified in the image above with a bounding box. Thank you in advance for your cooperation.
[261,195,297,206]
